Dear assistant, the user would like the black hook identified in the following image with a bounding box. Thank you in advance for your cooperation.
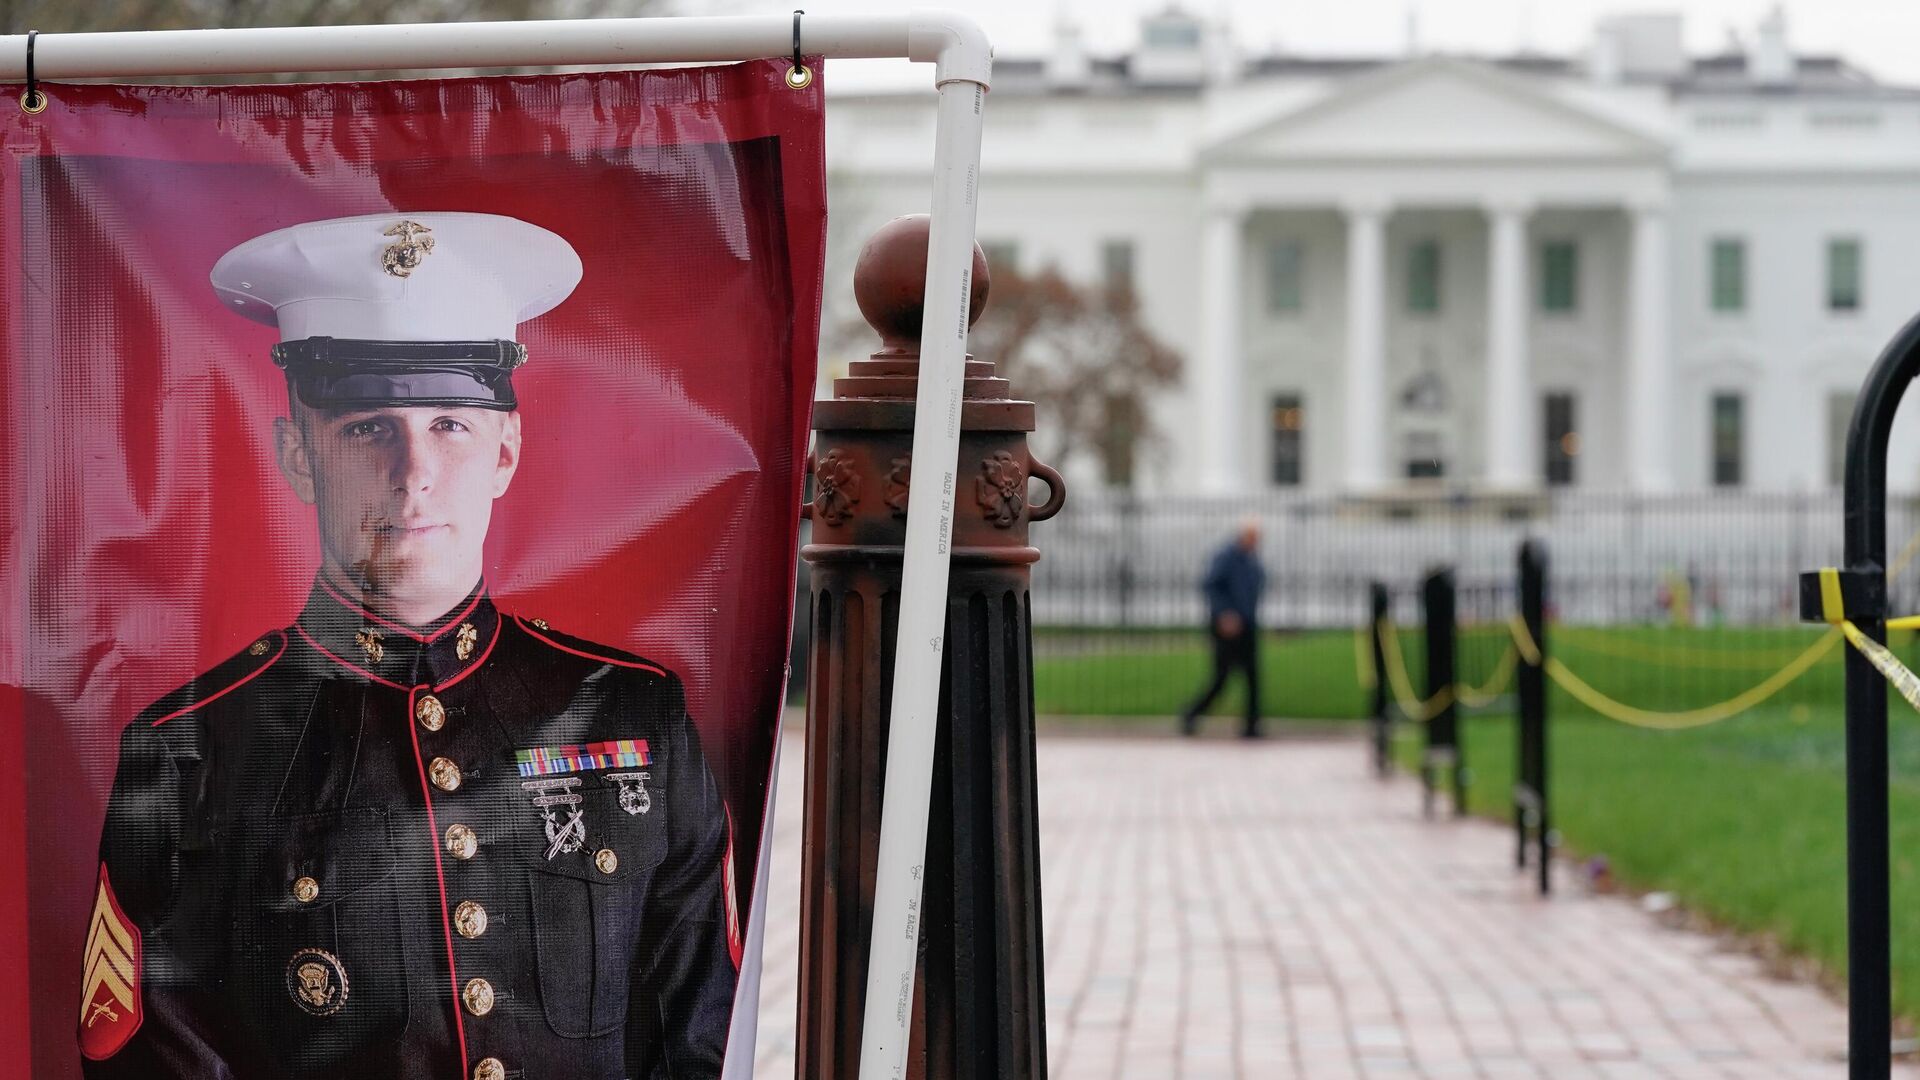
[787,10,811,89]
[21,29,44,114]
[792,11,804,71]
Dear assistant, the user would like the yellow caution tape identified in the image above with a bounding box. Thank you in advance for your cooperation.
[1816,566,1920,715]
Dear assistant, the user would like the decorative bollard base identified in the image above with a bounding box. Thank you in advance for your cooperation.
[797,216,1061,1079]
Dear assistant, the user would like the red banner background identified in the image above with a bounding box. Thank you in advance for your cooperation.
[0,59,823,1077]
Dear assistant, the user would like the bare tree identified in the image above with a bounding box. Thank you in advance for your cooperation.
[968,266,1182,488]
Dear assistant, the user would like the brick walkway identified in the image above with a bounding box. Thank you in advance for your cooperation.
[749,731,1902,1078]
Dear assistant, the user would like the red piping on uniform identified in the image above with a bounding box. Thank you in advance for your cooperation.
[319,577,484,643]
[432,621,500,693]
[405,684,470,1077]
[150,633,288,727]
[514,617,667,676]
[293,626,408,690]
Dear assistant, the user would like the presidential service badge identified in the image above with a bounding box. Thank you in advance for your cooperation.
[285,949,349,1016]
[78,864,142,1060]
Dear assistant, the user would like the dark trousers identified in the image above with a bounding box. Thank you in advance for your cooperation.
[1182,627,1261,735]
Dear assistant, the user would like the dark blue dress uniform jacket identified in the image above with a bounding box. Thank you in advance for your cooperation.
[80,580,738,1080]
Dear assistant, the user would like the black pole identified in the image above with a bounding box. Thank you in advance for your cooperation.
[1422,567,1461,819]
[1371,582,1390,778]
[1517,539,1550,896]
[1832,312,1920,1077]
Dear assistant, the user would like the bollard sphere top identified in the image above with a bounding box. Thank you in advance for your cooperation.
[853,214,991,354]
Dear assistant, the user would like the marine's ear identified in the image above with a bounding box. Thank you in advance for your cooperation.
[274,414,318,506]
[493,410,522,499]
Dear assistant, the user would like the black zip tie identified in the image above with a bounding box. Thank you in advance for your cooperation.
[787,10,811,90]
[20,29,44,114]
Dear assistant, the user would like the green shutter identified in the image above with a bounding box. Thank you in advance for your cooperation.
[1710,238,1745,313]
[1407,239,1441,313]
[1827,238,1861,311]
[1541,240,1578,313]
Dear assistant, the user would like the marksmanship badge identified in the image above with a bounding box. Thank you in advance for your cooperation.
[521,776,588,859]
[606,771,652,816]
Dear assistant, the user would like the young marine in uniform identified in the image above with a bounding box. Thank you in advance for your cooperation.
[78,213,739,1080]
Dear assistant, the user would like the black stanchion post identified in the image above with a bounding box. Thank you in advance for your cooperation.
[1796,312,1920,1077]
[1422,567,1462,819]
[1371,582,1390,778]
[1516,539,1550,895]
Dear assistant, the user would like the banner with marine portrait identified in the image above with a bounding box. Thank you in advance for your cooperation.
[0,58,824,1080]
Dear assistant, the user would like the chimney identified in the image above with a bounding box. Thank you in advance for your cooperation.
[1590,12,1686,82]
[1751,5,1793,87]
[1047,14,1092,90]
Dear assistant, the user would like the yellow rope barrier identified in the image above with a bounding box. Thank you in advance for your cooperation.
[1373,619,1515,721]
[1505,609,1842,730]
[1375,619,1452,723]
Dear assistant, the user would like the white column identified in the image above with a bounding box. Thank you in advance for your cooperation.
[1343,201,1389,491]
[1483,199,1534,490]
[1197,202,1247,493]
[1626,202,1672,491]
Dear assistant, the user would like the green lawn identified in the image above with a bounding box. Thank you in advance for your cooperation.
[1390,709,1920,1026]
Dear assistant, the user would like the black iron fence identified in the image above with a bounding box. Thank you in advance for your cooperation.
[1025,488,1920,722]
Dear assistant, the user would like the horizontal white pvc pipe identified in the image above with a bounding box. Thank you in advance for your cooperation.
[0,11,991,85]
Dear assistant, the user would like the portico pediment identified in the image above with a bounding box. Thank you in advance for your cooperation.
[1207,57,1668,165]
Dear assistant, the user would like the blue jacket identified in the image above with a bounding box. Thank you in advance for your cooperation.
[1202,542,1265,626]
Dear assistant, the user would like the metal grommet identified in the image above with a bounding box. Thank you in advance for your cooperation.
[20,29,44,115]
[787,9,811,90]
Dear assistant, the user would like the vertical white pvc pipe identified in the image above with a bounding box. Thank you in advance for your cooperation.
[857,74,988,1080]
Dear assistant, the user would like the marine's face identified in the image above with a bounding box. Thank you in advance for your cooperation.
[275,403,521,618]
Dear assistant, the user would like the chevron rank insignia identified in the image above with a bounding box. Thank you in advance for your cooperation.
[78,864,142,1060]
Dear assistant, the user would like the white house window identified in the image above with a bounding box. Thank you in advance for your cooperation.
[1270,393,1305,486]
[1540,240,1578,313]
[980,240,1019,276]
[1710,237,1746,313]
[1407,239,1442,314]
[1265,240,1303,314]
[1543,392,1578,486]
[1101,238,1136,296]
[1712,392,1744,487]
[1829,390,1856,486]
[1827,237,1862,312]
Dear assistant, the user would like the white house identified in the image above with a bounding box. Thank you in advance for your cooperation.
[823,8,1920,496]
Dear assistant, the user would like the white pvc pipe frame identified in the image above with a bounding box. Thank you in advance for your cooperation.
[0,12,989,1080]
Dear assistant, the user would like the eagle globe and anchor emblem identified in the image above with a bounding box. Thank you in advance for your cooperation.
[380,220,435,278]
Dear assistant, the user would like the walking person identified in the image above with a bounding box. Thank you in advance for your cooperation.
[1180,518,1267,738]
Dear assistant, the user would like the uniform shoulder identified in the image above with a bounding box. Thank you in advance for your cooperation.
[507,614,681,684]
[134,629,292,730]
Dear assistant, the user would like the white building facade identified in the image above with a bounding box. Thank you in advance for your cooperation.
[823,10,1920,496]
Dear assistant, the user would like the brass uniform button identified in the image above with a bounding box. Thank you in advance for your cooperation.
[292,876,320,903]
[595,848,618,875]
[473,1058,506,1080]
[445,823,478,860]
[415,693,446,731]
[531,618,549,629]
[453,900,488,939]
[249,640,270,656]
[429,757,462,792]
[462,977,495,1016]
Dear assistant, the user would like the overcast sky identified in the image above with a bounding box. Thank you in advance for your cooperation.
[725,1,1920,92]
